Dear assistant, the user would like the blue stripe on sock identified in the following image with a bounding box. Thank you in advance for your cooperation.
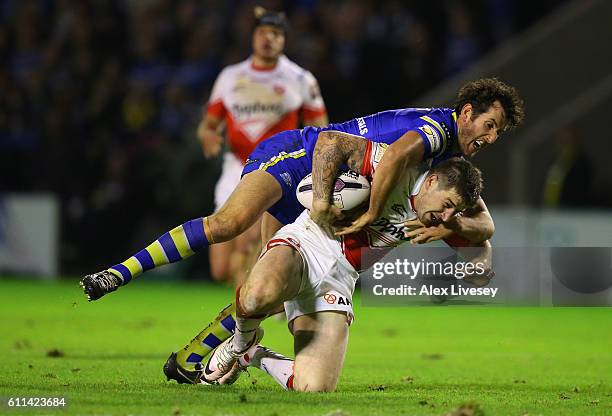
[201,333,222,349]
[110,264,132,284]
[220,315,236,333]
[134,249,154,271]
[184,219,208,251]
[186,352,204,364]
[158,232,181,262]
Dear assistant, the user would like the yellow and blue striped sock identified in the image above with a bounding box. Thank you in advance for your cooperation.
[107,218,208,284]
[176,303,236,370]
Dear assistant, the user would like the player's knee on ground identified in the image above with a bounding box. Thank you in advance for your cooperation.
[292,331,342,393]
[293,375,337,393]
[291,312,349,393]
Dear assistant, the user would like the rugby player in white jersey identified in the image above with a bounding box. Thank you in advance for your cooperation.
[196,7,328,284]
[201,158,491,391]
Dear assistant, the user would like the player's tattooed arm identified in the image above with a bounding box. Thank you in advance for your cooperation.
[336,131,424,236]
[312,131,366,201]
[310,131,366,229]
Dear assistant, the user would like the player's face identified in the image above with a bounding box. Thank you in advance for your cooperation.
[415,175,466,227]
[458,101,506,157]
[252,25,285,61]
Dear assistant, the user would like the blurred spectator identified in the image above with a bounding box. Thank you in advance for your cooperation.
[444,2,483,76]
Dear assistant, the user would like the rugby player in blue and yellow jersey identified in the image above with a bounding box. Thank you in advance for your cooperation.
[80,78,524,383]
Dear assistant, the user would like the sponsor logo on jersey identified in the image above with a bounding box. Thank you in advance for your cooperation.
[370,217,409,241]
[273,85,285,95]
[232,102,285,118]
[418,124,441,152]
[357,117,368,135]
[391,203,408,217]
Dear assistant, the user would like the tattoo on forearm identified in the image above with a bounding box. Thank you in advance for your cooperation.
[312,132,366,201]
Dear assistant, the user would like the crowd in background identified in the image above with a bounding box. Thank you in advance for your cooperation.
[0,0,567,273]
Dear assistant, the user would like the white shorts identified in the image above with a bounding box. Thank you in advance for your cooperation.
[261,211,359,326]
[214,152,245,211]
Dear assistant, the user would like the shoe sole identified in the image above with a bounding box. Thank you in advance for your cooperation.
[79,280,95,302]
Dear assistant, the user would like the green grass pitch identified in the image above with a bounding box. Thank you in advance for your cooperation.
[0,278,610,415]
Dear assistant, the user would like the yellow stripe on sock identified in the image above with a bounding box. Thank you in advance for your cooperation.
[212,323,233,339]
[146,240,168,267]
[176,303,236,370]
[169,225,195,258]
[123,256,143,276]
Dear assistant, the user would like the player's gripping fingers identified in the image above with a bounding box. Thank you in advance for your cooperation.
[405,225,453,244]
[404,218,425,230]
[407,227,443,244]
[335,211,374,236]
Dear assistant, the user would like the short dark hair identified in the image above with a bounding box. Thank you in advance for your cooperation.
[254,6,288,33]
[454,78,525,132]
[430,158,483,207]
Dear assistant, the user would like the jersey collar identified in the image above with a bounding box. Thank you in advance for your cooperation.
[408,170,429,214]
[249,55,282,71]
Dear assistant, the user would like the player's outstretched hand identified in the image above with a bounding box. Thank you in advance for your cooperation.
[404,219,454,244]
[335,211,375,236]
[310,200,344,235]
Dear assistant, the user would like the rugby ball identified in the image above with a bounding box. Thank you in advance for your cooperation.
[296,171,370,211]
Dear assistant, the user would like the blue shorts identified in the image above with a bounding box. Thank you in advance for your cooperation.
[242,129,311,225]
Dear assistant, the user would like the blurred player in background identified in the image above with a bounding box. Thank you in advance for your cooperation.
[197,7,328,285]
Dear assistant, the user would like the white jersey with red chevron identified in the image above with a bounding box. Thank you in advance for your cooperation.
[342,160,430,271]
[206,55,326,162]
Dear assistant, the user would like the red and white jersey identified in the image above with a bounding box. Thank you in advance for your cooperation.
[205,55,327,162]
[343,146,432,271]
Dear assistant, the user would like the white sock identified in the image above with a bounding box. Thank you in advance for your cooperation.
[241,345,294,390]
[233,315,263,352]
